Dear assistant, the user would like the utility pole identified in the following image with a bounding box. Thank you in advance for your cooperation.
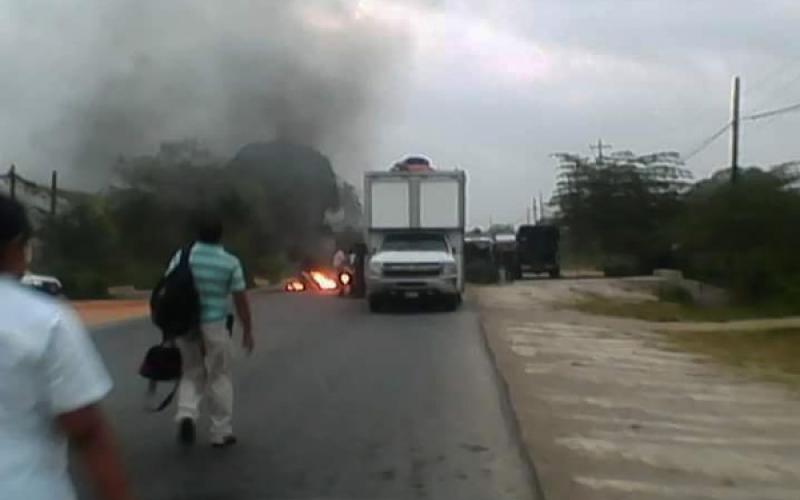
[50,171,58,216]
[539,192,545,222]
[730,76,741,184]
[590,139,612,164]
[9,164,16,200]
[532,198,539,223]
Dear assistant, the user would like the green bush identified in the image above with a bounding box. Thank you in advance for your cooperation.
[658,284,694,305]
[675,170,800,308]
[60,271,110,300]
[602,255,646,277]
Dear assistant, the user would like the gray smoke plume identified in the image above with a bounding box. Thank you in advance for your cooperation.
[1,1,410,187]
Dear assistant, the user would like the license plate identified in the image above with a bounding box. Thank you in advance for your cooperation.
[404,291,420,299]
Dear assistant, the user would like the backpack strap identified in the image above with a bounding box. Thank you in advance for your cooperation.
[178,242,195,268]
[144,379,180,413]
[143,339,182,412]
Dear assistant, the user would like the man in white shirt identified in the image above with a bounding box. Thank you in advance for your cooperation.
[0,194,133,500]
[332,249,347,270]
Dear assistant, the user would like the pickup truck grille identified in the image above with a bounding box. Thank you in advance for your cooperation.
[383,263,443,278]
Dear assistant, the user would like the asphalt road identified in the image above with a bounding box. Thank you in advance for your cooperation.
[77,293,540,500]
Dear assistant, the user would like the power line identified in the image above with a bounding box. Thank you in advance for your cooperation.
[743,100,800,121]
[745,64,800,109]
[746,70,800,113]
[681,74,800,164]
[590,139,612,163]
[681,99,800,163]
[681,122,732,161]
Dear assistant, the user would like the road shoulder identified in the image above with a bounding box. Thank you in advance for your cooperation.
[476,280,800,500]
[72,299,149,328]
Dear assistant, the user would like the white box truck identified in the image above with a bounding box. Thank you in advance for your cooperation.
[364,169,466,312]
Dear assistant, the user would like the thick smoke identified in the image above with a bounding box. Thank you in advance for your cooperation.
[1,1,410,186]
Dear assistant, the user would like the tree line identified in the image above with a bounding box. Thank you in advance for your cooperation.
[35,140,361,298]
[552,150,800,308]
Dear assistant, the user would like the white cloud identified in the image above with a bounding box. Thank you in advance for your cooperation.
[354,0,800,223]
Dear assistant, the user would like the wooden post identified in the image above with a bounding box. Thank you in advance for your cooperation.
[9,164,16,200]
[730,76,741,184]
[539,191,545,222]
[51,171,58,216]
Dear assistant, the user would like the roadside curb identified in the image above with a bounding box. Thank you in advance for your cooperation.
[87,286,284,332]
[89,316,150,333]
[475,312,548,500]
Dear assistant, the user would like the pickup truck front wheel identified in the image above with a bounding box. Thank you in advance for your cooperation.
[443,293,462,312]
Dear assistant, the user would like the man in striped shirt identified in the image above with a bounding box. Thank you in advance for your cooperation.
[167,216,253,448]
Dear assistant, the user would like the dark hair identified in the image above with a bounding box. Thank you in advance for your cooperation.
[195,213,223,243]
[0,194,31,250]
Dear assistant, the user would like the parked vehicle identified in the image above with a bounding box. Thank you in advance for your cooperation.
[21,273,64,296]
[464,234,497,283]
[364,168,466,312]
[514,224,560,279]
[493,232,519,282]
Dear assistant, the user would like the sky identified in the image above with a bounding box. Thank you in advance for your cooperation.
[2,0,800,226]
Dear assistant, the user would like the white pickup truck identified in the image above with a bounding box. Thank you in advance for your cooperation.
[364,169,466,312]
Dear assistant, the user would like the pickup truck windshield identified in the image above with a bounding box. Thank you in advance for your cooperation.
[382,234,448,252]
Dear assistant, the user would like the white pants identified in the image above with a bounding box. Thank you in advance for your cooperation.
[175,321,233,441]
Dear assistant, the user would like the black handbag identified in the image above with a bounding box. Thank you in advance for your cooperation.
[139,341,182,412]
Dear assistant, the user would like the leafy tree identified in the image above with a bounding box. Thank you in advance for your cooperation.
[229,141,341,257]
[38,139,357,297]
[335,181,363,230]
[37,201,118,298]
[552,150,692,271]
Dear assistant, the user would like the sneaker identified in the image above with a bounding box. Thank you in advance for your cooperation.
[178,418,196,446]
[211,435,237,449]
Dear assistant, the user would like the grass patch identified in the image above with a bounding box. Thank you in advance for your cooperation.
[571,295,799,323]
[663,328,800,389]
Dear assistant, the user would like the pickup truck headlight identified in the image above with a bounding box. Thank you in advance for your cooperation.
[443,262,458,276]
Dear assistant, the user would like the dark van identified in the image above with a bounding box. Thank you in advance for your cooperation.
[515,225,560,279]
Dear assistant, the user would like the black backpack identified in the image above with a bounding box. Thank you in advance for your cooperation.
[150,243,201,340]
[140,244,200,412]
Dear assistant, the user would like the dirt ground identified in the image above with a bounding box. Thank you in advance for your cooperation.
[476,279,800,500]
[71,300,149,327]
